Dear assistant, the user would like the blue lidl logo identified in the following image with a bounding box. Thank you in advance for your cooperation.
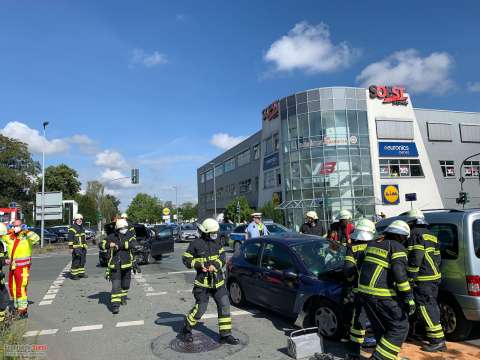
[382,185,400,205]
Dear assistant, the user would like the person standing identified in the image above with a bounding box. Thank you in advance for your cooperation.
[245,213,268,239]
[3,219,39,318]
[103,218,134,314]
[351,220,415,360]
[337,210,354,245]
[68,214,88,280]
[0,223,10,323]
[299,211,325,236]
[406,209,446,352]
[181,218,239,345]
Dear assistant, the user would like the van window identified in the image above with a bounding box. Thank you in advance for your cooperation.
[473,220,480,258]
[429,224,459,260]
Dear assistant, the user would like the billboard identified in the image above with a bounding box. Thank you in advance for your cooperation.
[378,142,418,157]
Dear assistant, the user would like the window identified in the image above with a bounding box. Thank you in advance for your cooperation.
[253,144,260,160]
[200,173,205,183]
[261,243,297,272]
[233,224,247,234]
[225,158,235,172]
[244,242,262,265]
[473,220,480,258]
[376,119,414,140]
[379,159,424,178]
[215,164,224,177]
[464,161,480,178]
[237,150,251,167]
[264,170,276,189]
[206,170,213,181]
[440,161,456,178]
[239,179,252,194]
[460,124,480,143]
[273,133,280,151]
[429,223,459,260]
[225,184,236,196]
[427,123,452,142]
[265,137,274,155]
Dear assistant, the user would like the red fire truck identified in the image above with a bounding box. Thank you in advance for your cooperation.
[0,207,21,223]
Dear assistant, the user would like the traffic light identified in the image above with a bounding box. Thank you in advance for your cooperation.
[131,168,139,184]
[456,191,469,205]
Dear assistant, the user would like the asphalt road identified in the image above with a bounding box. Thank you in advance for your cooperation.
[22,244,345,360]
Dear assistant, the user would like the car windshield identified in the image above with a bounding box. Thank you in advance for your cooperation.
[181,224,196,231]
[220,223,233,231]
[292,240,345,276]
[266,224,289,233]
[134,226,148,238]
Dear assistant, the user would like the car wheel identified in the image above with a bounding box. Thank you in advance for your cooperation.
[311,300,344,339]
[228,280,245,307]
[147,252,157,264]
[153,254,162,261]
[233,242,241,255]
[439,297,472,341]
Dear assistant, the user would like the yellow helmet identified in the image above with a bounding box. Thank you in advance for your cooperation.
[351,218,376,241]
[198,218,219,234]
[385,220,410,237]
[306,211,318,220]
[115,218,128,230]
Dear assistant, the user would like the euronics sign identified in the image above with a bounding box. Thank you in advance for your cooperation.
[378,142,418,157]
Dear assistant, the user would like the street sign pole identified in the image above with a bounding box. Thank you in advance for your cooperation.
[40,122,49,248]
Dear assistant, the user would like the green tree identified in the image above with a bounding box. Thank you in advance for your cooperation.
[44,164,81,199]
[75,193,97,225]
[127,193,162,223]
[225,196,252,223]
[260,200,285,225]
[180,202,198,221]
[102,194,120,223]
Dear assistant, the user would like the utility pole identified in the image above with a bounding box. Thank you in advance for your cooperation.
[173,185,179,223]
[40,121,49,248]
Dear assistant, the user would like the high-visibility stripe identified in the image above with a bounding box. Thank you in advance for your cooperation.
[380,337,400,353]
[423,234,438,243]
[350,328,366,336]
[218,317,231,324]
[350,335,364,344]
[397,281,411,292]
[392,252,407,260]
[357,284,396,297]
[417,274,442,281]
[182,252,193,258]
[219,324,232,331]
[408,244,425,251]
[407,266,419,273]
[376,344,397,360]
[366,247,388,258]
[345,256,356,264]
[369,265,383,288]
[420,306,435,328]
[352,244,367,252]
[365,256,389,268]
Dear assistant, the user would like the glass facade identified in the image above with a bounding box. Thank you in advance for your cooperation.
[279,87,375,231]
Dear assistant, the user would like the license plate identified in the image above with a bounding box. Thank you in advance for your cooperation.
[187,235,195,239]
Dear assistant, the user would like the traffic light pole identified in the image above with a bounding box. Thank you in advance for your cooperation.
[458,152,480,208]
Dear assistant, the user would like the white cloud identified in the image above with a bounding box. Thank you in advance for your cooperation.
[99,169,135,189]
[264,21,356,74]
[468,82,480,92]
[131,48,168,68]
[210,133,247,150]
[356,49,454,94]
[95,150,128,169]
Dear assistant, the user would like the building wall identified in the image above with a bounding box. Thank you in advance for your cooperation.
[415,109,480,208]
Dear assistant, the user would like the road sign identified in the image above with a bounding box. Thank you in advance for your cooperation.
[8,202,17,209]
[405,193,417,202]
[163,208,171,216]
[36,191,63,221]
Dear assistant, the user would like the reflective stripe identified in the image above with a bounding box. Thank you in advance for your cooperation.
[391,252,407,260]
[407,266,419,273]
[219,247,225,254]
[380,337,400,353]
[218,317,231,324]
[397,281,411,292]
[350,328,366,336]
[219,324,232,331]
[352,244,367,253]
[345,256,356,264]
[365,256,389,268]
[182,252,193,258]
[350,335,364,344]
[215,259,223,268]
[420,305,435,328]
[423,234,438,243]
[376,344,397,360]
[407,244,425,251]
[369,265,383,288]
[417,274,442,281]
[366,247,388,258]
[424,252,439,275]
[357,284,396,297]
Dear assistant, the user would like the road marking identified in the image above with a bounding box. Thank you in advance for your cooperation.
[24,329,58,337]
[38,261,71,306]
[47,289,59,294]
[116,320,144,328]
[145,292,167,296]
[70,324,103,332]
[39,300,53,306]
[156,310,257,324]
[43,294,56,300]
[145,286,155,292]
[166,270,195,275]
[23,330,39,337]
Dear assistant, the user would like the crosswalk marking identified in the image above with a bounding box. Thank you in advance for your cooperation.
[39,300,53,306]
[116,320,144,328]
[70,324,103,332]
[145,292,167,296]
[24,329,58,337]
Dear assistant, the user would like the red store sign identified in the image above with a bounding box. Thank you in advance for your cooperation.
[369,85,408,106]
[262,101,279,121]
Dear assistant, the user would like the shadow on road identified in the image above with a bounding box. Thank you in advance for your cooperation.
[88,291,111,311]
[154,311,219,340]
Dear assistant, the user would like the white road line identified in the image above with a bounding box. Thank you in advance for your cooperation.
[145,287,155,292]
[43,294,56,300]
[166,270,195,275]
[116,320,144,328]
[70,324,103,332]
[145,292,167,297]
[136,278,146,283]
[23,330,39,337]
[37,261,71,307]
[39,300,53,306]
[39,329,58,335]
[47,289,59,294]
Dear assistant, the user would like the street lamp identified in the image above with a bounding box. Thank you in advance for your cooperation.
[172,185,179,223]
[40,121,49,248]
[209,162,217,218]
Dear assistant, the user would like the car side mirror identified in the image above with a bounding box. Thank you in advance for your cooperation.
[283,270,298,280]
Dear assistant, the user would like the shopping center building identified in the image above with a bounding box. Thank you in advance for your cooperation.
[197,86,480,230]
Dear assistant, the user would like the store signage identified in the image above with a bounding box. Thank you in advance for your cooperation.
[382,184,400,205]
[162,208,170,216]
[405,193,417,202]
[263,153,279,170]
[298,135,358,148]
[378,142,418,157]
[313,161,337,175]
[369,85,408,106]
[262,101,279,121]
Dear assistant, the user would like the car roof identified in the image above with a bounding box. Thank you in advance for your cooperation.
[246,233,329,246]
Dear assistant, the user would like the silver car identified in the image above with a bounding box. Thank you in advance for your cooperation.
[376,209,480,341]
[179,223,200,242]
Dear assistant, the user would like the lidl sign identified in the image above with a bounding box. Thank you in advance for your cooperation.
[382,184,400,205]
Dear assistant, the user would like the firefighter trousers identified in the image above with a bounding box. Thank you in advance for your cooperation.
[361,294,409,360]
[0,282,9,322]
[71,248,87,277]
[184,286,232,336]
[415,282,445,343]
[8,265,30,311]
[346,294,368,356]
[111,268,131,309]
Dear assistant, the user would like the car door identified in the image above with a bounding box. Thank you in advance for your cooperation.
[229,225,247,244]
[236,240,264,302]
[256,242,300,314]
[151,227,175,257]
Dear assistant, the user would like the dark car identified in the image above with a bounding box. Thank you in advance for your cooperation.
[30,227,58,244]
[226,234,348,338]
[48,226,70,242]
[99,223,174,267]
[219,223,235,246]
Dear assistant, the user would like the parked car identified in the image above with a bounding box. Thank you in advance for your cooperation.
[219,223,235,246]
[48,226,70,242]
[84,228,96,241]
[99,223,175,267]
[30,227,58,244]
[178,223,200,242]
[228,222,292,253]
[226,234,348,339]
[376,208,480,341]
[155,224,180,242]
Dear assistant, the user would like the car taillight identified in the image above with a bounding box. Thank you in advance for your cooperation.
[466,276,480,296]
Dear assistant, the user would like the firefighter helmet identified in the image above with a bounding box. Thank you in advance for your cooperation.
[115,218,128,230]
[385,220,410,237]
[306,211,318,220]
[198,218,219,234]
[337,209,352,221]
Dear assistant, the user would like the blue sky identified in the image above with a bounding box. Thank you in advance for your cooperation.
[0,0,478,209]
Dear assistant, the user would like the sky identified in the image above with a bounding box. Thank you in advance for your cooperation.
[0,0,479,210]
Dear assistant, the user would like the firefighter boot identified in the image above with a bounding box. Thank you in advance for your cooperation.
[219,335,240,345]
[181,326,193,343]
[422,341,447,352]
[121,297,127,306]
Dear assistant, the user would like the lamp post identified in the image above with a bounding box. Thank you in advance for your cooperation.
[40,121,49,248]
[173,185,179,223]
[210,162,217,218]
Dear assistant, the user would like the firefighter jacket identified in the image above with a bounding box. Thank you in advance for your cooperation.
[68,224,87,249]
[182,236,226,289]
[3,230,39,269]
[344,241,368,284]
[406,227,442,283]
[300,222,325,236]
[0,241,7,283]
[357,238,413,300]
[102,230,135,270]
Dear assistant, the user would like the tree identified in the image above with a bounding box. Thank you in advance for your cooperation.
[260,200,285,225]
[180,202,198,221]
[102,194,120,223]
[44,164,81,199]
[75,193,97,225]
[224,196,252,224]
[127,193,162,223]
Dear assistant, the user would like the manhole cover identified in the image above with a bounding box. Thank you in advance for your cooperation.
[170,333,221,353]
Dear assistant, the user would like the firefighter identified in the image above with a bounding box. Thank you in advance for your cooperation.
[300,211,325,236]
[0,223,10,323]
[3,219,39,318]
[120,213,135,233]
[406,209,446,352]
[337,210,354,245]
[344,219,376,359]
[181,218,239,345]
[102,218,134,314]
[352,220,415,360]
[68,214,88,280]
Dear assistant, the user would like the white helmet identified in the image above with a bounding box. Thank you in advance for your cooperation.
[121,213,128,219]
[351,218,376,241]
[115,218,128,230]
[306,211,318,220]
[198,218,219,234]
[0,223,7,236]
[385,220,410,237]
[73,213,83,221]
[406,209,428,225]
[251,212,262,218]
[337,209,352,221]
